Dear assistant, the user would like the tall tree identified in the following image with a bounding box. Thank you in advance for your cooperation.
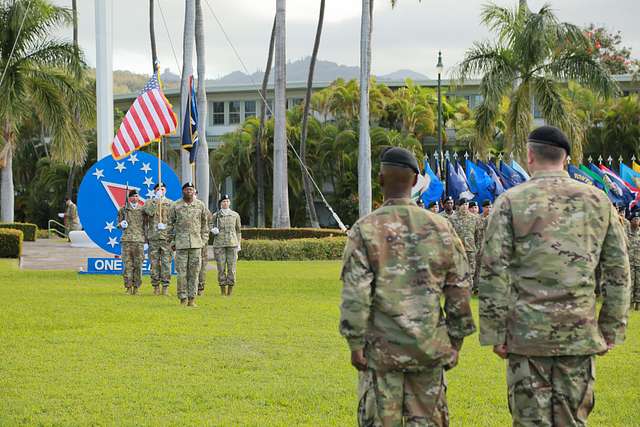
[0,0,94,222]
[256,16,276,228]
[65,0,80,199]
[456,3,617,162]
[358,0,372,217]
[299,0,325,228]
[272,0,290,227]
[194,0,209,208]
[179,0,195,184]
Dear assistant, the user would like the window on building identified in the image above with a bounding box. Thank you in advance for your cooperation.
[287,97,304,109]
[244,101,257,119]
[212,101,225,125]
[229,101,241,124]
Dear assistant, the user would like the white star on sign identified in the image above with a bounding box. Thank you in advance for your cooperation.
[143,177,154,187]
[140,163,152,174]
[104,221,116,233]
[107,237,119,248]
[127,153,139,165]
[115,162,126,173]
[92,168,104,180]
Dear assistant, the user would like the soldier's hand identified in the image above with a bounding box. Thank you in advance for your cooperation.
[350,349,368,371]
[493,344,508,359]
[597,342,615,356]
[444,349,459,371]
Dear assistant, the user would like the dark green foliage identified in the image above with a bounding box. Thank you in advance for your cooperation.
[0,222,37,241]
[238,237,346,260]
[0,229,23,257]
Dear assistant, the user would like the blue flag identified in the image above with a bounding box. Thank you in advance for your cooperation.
[181,75,199,164]
[620,163,640,189]
[501,161,526,186]
[446,160,474,201]
[568,164,601,189]
[477,160,505,198]
[420,162,444,207]
[466,159,495,204]
[511,160,530,181]
[589,163,625,206]
[487,160,513,189]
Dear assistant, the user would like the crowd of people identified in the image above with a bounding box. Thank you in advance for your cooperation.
[339,126,634,426]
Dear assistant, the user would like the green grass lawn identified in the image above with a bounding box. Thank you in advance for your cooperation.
[0,259,638,426]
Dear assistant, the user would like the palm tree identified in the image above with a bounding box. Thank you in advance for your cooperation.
[358,0,373,217]
[299,0,325,228]
[179,0,195,184]
[194,0,209,208]
[272,0,290,228]
[456,3,617,162]
[0,0,94,222]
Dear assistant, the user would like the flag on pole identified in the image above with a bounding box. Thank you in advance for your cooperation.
[420,161,444,206]
[446,160,474,201]
[633,161,640,174]
[182,75,199,164]
[620,163,640,188]
[466,159,495,204]
[500,161,526,186]
[510,160,530,181]
[477,160,505,198]
[111,70,178,159]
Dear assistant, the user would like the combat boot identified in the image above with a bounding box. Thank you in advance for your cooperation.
[197,288,203,296]
[226,286,233,296]
[153,286,160,296]
[634,302,640,311]
[187,298,197,307]
[220,286,226,296]
[132,286,139,295]
[125,287,131,295]
[180,298,187,305]
[162,286,169,296]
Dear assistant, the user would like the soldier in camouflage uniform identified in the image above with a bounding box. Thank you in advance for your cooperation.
[473,200,492,291]
[427,201,439,213]
[628,211,640,310]
[340,147,476,427]
[62,197,81,236]
[198,205,213,296]
[144,183,173,296]
[451,197,480,293]
[167,183,209,307]
[468,200,480,215]
[617,204,631,234]
[439,196,455,221]
[479,126,631,427]
[211,194,242,296]
[117,190,147,295]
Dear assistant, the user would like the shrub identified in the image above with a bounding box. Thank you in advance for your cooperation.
[0,222,38,242]
[0,229,23,258]
[238,237,347,261]
[36,229,49,239]
[209,227,345,245]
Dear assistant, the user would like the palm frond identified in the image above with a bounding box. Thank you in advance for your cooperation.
[545,52,619,98]
[505,82,532,161]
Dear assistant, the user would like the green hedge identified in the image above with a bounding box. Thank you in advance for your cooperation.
[209,227,345,245]
[0,222,37,241]
[238,237,347,261]
[0,229,23,258]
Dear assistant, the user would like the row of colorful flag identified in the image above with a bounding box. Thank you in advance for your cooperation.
[420,157,640,211]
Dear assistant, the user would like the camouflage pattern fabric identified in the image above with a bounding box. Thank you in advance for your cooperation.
[117,206,146,243]
[167,199,209,250]
[198,245,208,291]
[121,242,144,289]
[628,228,640,303]
[479,170,631,356]
[215,247,238,286]
[473,216,489,290]
[211,209,242,248]
[149,241,171,287]
[507,354,595,427]
[340,198,476,371]
[144,197,173,242]
[438,210,454,222]
[450,208,479,280]
[64,201,80,232]
[175,248,201,300]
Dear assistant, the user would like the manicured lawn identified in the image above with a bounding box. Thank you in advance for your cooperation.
[0,259,638,426]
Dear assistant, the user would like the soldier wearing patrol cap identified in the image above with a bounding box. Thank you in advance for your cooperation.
[211,194,242,296]
[451,196,480,293]
[439,196,455,220]
[144,182,173,296]
[628,210,640,310]
[340,146,475,426]
[479,125,631,426]
[117,189,147,295]
[167,182,209,307]
[473,199,493,289]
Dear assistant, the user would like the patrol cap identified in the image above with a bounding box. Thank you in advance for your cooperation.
[128,189,139,197]
[380,147,420,174]
[468,201,478,208]
[527,125,571,155]
[182,182,195,190]
[153,182,166,190]
[482,199,492,207]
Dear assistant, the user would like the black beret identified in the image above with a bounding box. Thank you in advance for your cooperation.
[444,196,454,203]
[631,210,640,219]
[153,182,166,190]
[427,201,437,208]
[482,199,492,207]
[616,203,625,211]
[468,201,478,208]
[528,125,571,155]
[380,147,419,174]
[458,196,470,205]
[128,189,138,197]
[182,182,195,190]
[219,194,231,203]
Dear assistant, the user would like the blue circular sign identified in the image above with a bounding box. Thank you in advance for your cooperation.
[77,151,181,255]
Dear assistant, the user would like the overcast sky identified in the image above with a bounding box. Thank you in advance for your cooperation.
[53,0,640,79]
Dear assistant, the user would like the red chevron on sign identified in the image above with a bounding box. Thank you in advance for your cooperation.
[100,181,145,210]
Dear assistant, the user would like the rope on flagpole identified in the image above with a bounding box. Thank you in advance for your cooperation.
[157,0,182,74]
[0,0,34,89]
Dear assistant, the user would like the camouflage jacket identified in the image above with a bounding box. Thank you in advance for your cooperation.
[627,228,640,267]
[439,210,455,222]
[167,199,209,250]
[476,215,490,253]
[211,209,242,248]
[451,209,479,253]
[117,205,147,243]
[479,170,631,356]
[143,197,173,242]
[65,202,80,228]
[340,198,476,372]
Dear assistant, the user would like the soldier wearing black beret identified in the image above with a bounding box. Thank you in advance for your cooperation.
[440,196,455,221]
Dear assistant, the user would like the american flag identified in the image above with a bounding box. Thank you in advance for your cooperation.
[111,71,177,159]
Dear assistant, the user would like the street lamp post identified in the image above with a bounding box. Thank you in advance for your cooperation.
[436,51,444,193]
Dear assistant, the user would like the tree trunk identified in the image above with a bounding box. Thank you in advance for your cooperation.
[272,0,290,228]
[256,16,276,228]
[358,0,373,217]
[299,0,324,228]
[194,0,209,209]
[66,0,79,199]
[180,0,196,184]
[150,0,158,72]
[1,121,14,222]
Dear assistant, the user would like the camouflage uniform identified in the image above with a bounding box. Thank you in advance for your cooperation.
[473,215,489,290]
[198,209,213,293]
[450,208,480,290]
[340,198,476,427]
[211,208,242,290]
[479,170,631,427]
[168,199,209,301]
[64,201,81,234]
[439,210,454,222]
[117,205,146,291]
[144,197,173,290]
[627,227,640,305]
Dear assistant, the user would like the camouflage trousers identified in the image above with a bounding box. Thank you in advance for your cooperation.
[198,245,208,291]
[215,247,237,287]
[507,354,595,427]
[467,251,476,291]
[148,240,172,287]
[175,248,201,300]
[631,265,640,303]
[358,368,449,427]
[121,242,144,289]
